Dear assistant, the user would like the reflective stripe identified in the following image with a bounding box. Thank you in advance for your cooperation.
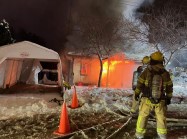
[138,77,145,83]
[163,80,173,86]
[135,88,141,94]
[136,116,146,134]
[144,80,149,86]
[157,128,167,134]
[166,80,173,86]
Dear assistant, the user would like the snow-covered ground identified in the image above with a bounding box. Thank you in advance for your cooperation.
[0,80,187,139]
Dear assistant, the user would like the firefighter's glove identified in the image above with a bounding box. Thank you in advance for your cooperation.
[166,98,171,105]
[134,94,139,101]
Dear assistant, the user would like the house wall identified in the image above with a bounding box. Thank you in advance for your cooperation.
[73,57,99,86]
[73,55,141,89]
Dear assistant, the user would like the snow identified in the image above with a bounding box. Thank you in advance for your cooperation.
[0,92,61,120]
[0,82,187,138]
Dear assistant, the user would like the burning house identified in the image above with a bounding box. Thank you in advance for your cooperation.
[62,52,141,89]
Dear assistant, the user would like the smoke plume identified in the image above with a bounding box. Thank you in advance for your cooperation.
[0,0,154,52]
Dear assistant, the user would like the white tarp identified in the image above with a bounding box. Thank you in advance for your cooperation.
[26,60,43,84]
[0,41,59,60]
[0,41,62,88]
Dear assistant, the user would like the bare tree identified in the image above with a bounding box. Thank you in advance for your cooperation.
[70,14,127,87]
[0,19,15,46]
[124,5,187,65]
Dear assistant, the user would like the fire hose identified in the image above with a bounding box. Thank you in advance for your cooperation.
[106,116,132,139]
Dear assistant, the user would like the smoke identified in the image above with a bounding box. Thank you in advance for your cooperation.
[0,0,154,53]
[64,0,125,53]
[71,0,154,19]
[64,0,156,60]
[71,0,155,21]
[62,0,155,56]
[71,0,123,21]
[121,0,154,20]
[120,0,156,60]
[122,0,144,20]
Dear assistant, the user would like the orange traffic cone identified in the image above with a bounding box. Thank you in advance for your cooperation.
[70,86,79,109]
[54,101,70,135]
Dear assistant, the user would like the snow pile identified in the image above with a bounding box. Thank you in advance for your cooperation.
[65,86,133,113]
[0,82,186,122]
[0,94,61,120]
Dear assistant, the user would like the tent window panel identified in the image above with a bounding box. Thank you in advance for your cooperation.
[80,63,90,76]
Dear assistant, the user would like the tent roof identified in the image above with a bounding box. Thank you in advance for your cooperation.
[0,41,60,61]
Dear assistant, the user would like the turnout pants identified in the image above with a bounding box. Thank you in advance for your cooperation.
[130,93,139,113]
[136,97,167,138]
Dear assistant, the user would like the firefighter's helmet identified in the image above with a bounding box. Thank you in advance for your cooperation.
[150,51,164,62]
[142,56,150,64]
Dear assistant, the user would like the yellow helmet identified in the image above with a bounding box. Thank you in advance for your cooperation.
[142,56,150,64]
[150,51,164,61]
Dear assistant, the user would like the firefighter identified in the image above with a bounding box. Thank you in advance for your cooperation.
[130,56,150,115]
[142,56,150,70]
[63,80,71,90]
[134,51,173,139]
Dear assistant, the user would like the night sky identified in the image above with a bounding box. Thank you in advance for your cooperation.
[0,0,122,52]
[0,0,71,52]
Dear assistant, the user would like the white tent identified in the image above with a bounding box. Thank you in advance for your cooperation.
[0,41,62,88]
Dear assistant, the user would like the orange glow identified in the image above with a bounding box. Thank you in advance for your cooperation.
[102,62,108,74]
[100,54,138,88]
[124,60,129,63]
[72,53,141,89]
[102,60,122,75]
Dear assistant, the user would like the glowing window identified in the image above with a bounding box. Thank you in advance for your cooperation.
[81,63,89,76]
